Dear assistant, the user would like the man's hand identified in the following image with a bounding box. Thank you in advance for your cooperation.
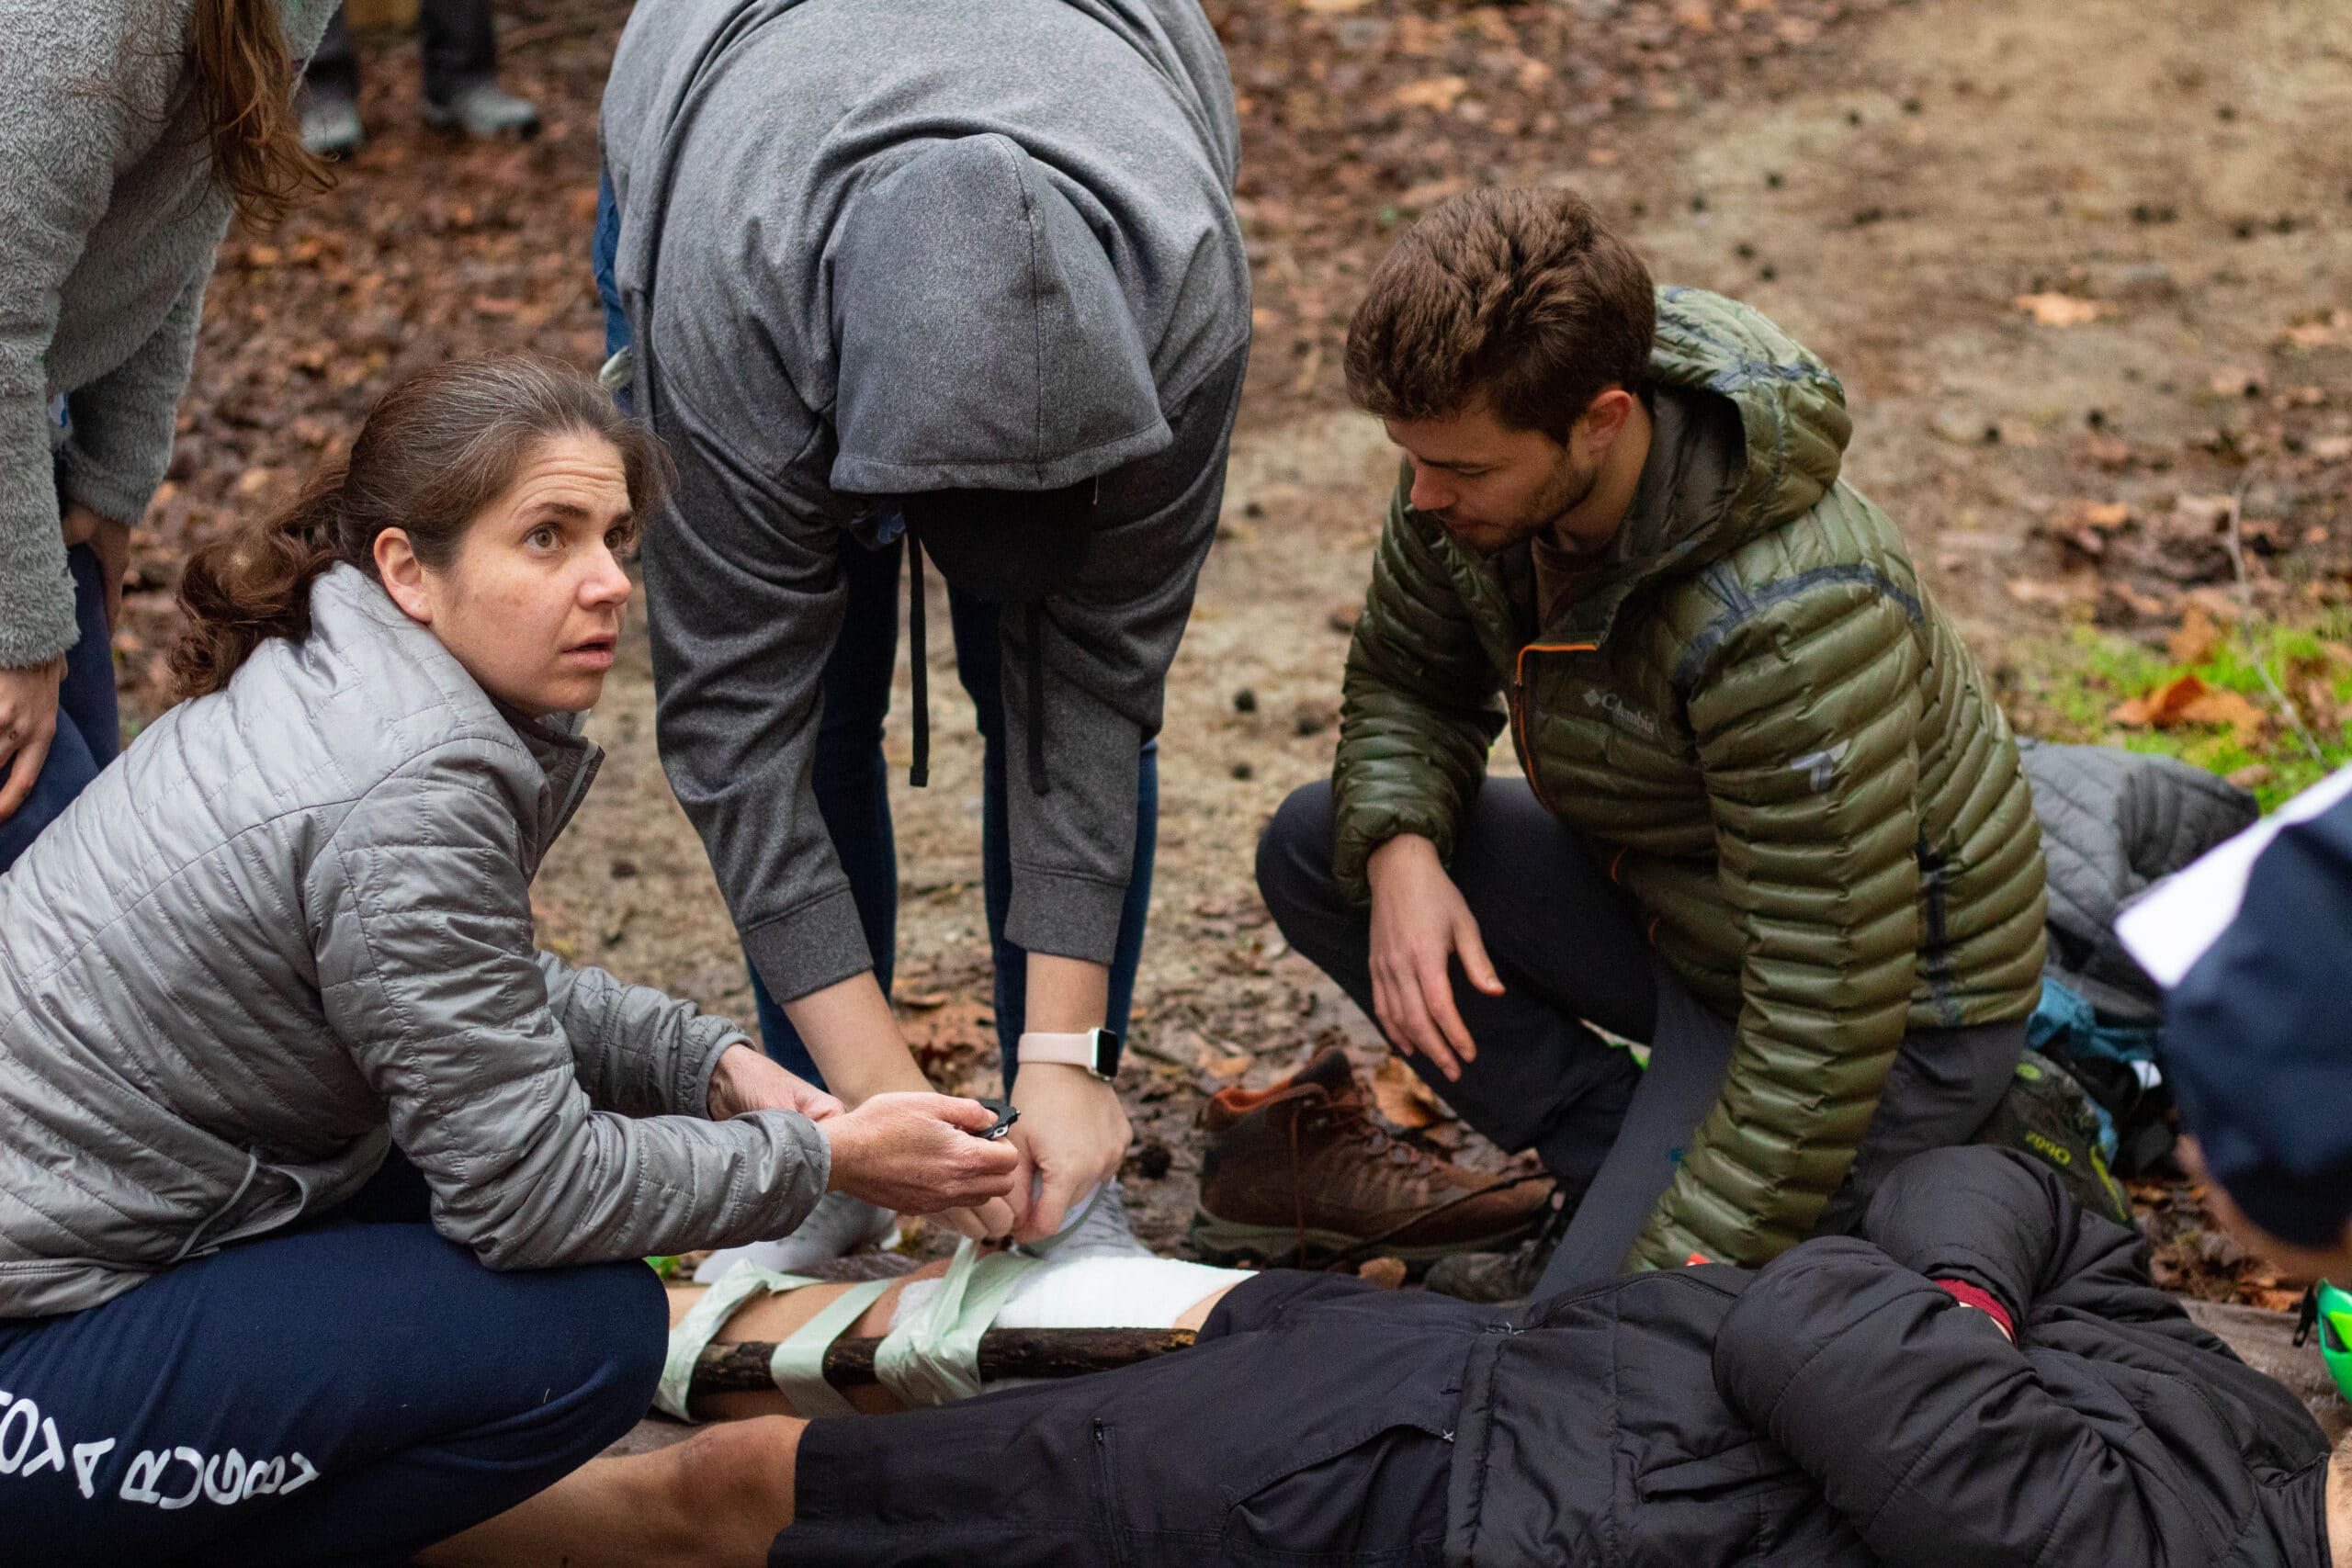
[1365,833,1503,1081]
[1007,1063,1131,1242]
[706,1042,846,1122]
[0,658,66,826]
[61,503,129,632]
[820,1091,1022,1214]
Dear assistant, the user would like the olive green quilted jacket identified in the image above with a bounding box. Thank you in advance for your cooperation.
[1332,287,2047,1271]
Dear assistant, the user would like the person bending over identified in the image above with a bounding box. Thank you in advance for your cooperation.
[0,356,1016,1566]
[417,1145,2345,1567]
[594,0,1252,1265]
[1254,187,2047,1292]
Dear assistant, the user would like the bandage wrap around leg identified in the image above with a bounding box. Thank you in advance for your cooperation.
[659,1236,1250,1419]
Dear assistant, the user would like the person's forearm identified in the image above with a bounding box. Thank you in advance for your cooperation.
[1024,953,1110,1032]
[778,970,933,1105]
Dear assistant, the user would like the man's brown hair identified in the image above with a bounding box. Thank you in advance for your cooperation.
[1344,187,1656,442]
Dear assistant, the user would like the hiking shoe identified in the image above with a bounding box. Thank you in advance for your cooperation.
[691,1191,898,1282]
[299,89,365,157]
[1971,1053,2135,1226]
[1190,1047,1554,1265]
[421,79,540,141]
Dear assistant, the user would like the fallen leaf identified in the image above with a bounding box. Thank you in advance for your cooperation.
[1371,1055,1445,1129]
[2279,309,2351,351]
[2015,292,2105,327]
[2167,605,2222,667]
[1298,0,1371,11]
[2225,762,2273,791]
[2110,674,2271,746]
[1390,75,1470,113]
[2110,672,2212,728]
[1194,1035,1251,1077]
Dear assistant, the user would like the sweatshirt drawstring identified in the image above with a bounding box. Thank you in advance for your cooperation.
[902,532,1051,796]
[907,534,930,788]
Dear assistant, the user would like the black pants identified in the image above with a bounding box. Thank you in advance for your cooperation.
[1256,779,2023,1297]
[307,0,499,106]
[783,1272,1478,1568]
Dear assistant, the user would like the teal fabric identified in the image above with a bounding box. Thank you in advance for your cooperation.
[874,1241,1042,1407]
[656,1262,821,1422]
[767,1279,892,1420]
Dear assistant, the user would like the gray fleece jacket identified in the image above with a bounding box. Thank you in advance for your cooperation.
[0,566,830,1318]
[0,0,338,669]
[601,0,1250,1001]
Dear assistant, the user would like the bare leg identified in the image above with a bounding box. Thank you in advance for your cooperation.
[420,1262,1250,1563]
[417,1415,806,1568]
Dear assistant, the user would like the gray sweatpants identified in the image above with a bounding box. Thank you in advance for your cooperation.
[1255,779,2023,1298]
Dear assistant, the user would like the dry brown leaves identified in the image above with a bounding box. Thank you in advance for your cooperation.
[1370,1055,1447,1129]
[2108,673,2271,746]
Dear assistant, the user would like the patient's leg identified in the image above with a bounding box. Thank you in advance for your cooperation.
[673,1253,1250,1421]
[418,1415,808,1568]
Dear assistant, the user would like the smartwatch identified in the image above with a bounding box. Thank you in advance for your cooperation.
[1016,1027,1123,1081]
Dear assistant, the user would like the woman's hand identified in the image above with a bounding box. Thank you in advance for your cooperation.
[1365,833,1503,1082]
[706,1043,845,1122]
[1006,1063,1132,1242]
[819,1091,1022,1215]
[60,503,129,632]
[0,658,67,825]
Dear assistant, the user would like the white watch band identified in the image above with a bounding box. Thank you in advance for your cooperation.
[1018,1030,1102,1077]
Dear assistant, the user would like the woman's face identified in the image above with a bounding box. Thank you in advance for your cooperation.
[375,433,637,716]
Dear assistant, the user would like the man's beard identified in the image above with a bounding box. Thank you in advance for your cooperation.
[1451,451,1602,558]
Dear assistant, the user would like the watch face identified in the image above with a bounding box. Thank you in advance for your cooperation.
[1092,1028,1123,1078]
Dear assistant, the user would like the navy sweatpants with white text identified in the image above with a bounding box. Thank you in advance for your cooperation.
[0,1159,664,1566]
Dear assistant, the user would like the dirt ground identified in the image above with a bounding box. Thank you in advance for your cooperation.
[139,0,2352,1290]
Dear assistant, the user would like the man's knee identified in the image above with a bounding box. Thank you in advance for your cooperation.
[1255,780,1340,928]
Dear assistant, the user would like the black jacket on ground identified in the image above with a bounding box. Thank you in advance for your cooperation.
[1451,1146,2332,1565]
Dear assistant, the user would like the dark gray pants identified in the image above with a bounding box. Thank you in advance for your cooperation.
[307,0,500,107]
[1255,779,2022,1297]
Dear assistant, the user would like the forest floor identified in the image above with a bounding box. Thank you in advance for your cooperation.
[129,0,2352,1307]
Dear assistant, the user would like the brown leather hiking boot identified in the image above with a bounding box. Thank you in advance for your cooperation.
[1190,1047,1554,1265]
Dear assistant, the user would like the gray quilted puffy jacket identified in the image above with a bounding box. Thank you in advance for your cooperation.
[0,565,829,1318]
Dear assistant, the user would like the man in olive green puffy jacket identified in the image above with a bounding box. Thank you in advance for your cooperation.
[1255,188,2046,1294]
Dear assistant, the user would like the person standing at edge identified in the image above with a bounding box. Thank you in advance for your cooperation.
[1255,188,2049,1294]
[0,0,339,875]
[598,0,1250,1256]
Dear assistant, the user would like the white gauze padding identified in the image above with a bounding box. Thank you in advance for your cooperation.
[891,1254,1250,1336]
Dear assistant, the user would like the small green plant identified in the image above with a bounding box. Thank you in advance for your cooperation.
[2011,612,2352,812]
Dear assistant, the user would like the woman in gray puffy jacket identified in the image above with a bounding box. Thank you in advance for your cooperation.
[0,355,1017,1566]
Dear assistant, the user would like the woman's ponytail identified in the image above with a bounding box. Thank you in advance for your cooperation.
[187,0,331,230]
[168,466,347,702]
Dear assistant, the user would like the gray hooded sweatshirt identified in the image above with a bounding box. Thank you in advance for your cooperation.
[0,567,830,1318]
[601,0,1250,1002]
[0,0,339,669]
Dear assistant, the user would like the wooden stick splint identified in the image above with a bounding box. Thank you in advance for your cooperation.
[691,1326,1198,1396]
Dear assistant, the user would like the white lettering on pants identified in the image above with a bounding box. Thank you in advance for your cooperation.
[0,1385,315,1511]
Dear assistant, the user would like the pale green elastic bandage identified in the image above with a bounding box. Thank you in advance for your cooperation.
[655,1262,820,1422]
[874,1239,1042,1407]
[765,1279,892,1420]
